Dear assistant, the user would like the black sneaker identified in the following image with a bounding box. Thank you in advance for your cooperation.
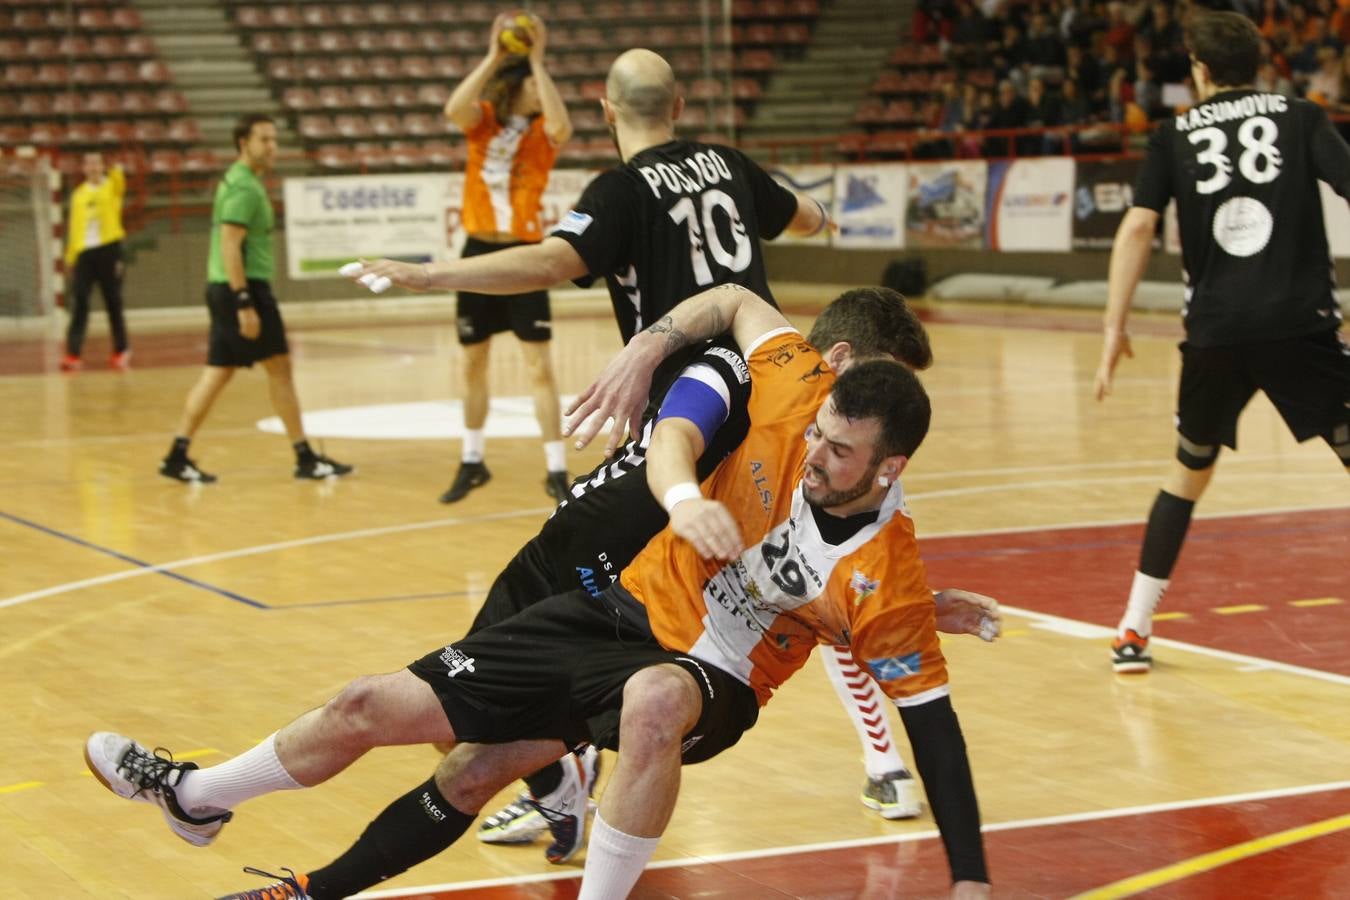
[160,456,217,483]
[294,453,353,480]
[439,461,491,503]
[545,470,571,502]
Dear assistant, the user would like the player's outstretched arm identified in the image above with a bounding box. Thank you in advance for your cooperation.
[1095,206,1156,401]
[933,589,1001,641]
[347,237,587,294]
[782,191,833,237]
[647,417,743,561]
[527,16,573,146]
[564,283,786,453]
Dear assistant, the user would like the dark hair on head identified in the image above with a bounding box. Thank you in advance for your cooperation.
[484,56,533,115]
[1185,11,1261,87]
[829,359,931,462]
[232,113,274,153]
[807,286,933,371]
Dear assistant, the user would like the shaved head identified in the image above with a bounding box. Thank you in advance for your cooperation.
[606,48,677,126]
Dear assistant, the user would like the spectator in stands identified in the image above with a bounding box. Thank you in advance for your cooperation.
[1102,1,1136,67]
[1140,1,1187,80]
[1257,0,1291,39]
[439,12,573,504]
[1024,12,1068,76]
[1254,58,1295,95]
[1306,45,1343,105]
[948,0,991,65]
[984,78,1031,154]
[1291,14,1342,79]
[62,151,130,372]
[1065,42,1106,109]
[1024,75,1065,154]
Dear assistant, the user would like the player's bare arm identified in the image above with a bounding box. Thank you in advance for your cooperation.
[220,223,260,340]
[934,589,1002,642]
[646,416,744,562]
[527,17,573,146]
[783,191,833,237]
[1095,206,1157,400]
[443,14,511,131]
[349,237,587,294]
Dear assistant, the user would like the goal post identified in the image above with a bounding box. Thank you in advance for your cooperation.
[0,150,60,320]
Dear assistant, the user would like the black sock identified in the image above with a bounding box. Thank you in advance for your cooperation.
[305,778,474,900]
[294,440,315,462]
[523,760,564,799]
[167,436,190,460]
[1138,490,1195,579]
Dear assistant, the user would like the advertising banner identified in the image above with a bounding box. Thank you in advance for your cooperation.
[904,160,986,249]
[1072,159,1142,249]
[767,164,834,246]
[833,163,907,249]
[285,168,598,279]
[984,158,1074,252]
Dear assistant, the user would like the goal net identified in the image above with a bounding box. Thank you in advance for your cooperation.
[0,152,58,319]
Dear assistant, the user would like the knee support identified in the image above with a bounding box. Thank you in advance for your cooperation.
[1176,432,1220,470]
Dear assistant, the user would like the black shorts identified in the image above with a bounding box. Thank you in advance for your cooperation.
[456,236,551,345]
[206,279,289,367]
[408,588,759,763]
[466,536,559,634]
[1177,328,1350,452]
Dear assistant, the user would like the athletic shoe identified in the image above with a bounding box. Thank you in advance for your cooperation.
[110,350,132,371]
[84,731,233,847]
[477,792,549,844]
[216,867,310,899]
[160,456,218,484]
[294,453,353,480]
[60,354,82,372]
[545,470,571,502]
[439,461,491,503]
[1112,629,1152,673]
[529,745,598,864]
[860,769,922,820]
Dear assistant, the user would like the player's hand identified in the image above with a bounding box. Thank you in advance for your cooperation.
[669,497,743,562]
[237,306,261,340]
[527,14,547,62]
[344,259,432,292]
[1093,326,1133,401]
[563,338,663,455]
[951,881,991,899]
[934,589,1001,641]
[488,12,511,59]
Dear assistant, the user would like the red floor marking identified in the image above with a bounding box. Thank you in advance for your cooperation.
[919,508,1350,676]
[376,787,1350,898]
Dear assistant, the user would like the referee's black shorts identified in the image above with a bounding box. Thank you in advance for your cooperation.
[455,236,551,345]
[205,279,289,367]
[1176,327,1350,453]
[408,588,759,763]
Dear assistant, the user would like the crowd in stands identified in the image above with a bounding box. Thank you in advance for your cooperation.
[872,0,1350,158]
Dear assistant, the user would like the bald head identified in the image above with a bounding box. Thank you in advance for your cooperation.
[606,49,677,127]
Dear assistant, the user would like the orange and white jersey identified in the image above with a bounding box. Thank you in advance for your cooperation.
[621,329,948,708]
[462,100,558,242]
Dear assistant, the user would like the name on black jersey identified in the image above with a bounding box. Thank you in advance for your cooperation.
[638,149,735,199]
[1175,93,1288,132]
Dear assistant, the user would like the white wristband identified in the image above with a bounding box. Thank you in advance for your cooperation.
[662,482,702,514]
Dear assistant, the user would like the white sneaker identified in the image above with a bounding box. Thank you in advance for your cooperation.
[477,793,548,844]
[529,745,598,864]
[84,731,232,846]
[860,769,922,820]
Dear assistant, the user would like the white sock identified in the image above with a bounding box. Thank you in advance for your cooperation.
[543,439,566,473]
[577,812,660,900]
[820,646,906,779]
[174,732,302,816]
[1118,571,1169,638]
[461,429,485,463]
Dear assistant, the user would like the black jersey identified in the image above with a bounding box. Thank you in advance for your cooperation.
[469,338,753,631]
[1133,89,1350,347]
[549,139,799,343]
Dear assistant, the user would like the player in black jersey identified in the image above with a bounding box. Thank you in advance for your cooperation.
[1094,11,1350,673]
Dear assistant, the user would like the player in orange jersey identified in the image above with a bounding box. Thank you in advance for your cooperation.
[440,12,574,503]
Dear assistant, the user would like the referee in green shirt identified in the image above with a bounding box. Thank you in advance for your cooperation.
[160,114,352,483]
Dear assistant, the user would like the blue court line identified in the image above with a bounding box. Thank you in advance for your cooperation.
[0,510,268,609]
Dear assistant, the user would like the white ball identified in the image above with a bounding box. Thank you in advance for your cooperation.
[338,262,364,277]
[369,275,392,293]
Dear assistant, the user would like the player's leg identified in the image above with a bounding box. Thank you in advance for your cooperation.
[84,669,453,848]
[820,646,920,819]
[98,242,130,363]
[441,320,493,502]
[256,351,352,479]
[160,364,234,482]
[1113,342,1250,672]
[63,250,95,367]
[1250,329,1350,476]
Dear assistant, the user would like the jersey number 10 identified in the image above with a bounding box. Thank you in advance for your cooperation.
[669,190,754,286]
[1188,115,1283,195]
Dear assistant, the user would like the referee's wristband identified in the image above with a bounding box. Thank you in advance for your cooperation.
[662,482,702,514]
[234,289,253,309]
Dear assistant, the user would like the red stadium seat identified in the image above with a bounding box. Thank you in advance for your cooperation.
[150,149,183,173]
[353,84,389,108]
[402,112,442,136]
[387,84,420,108]
[316,145,356,169]
[334,115,372,138]
[283,87,319,111]
[369,113,402,137]
[299,115,336,140]
[183,148,221,172]
[132,120,167,143]
[336,6,371,27]
[317,85,353,109]
[168,119,201,144]
[318,31,354,54]
[334,57,372,81]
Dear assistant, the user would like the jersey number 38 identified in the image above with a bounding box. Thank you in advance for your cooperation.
[1188,116,1283,195]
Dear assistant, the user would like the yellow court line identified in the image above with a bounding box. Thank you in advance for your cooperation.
[1071,812,1350,899]
[1151,612,1189,621]
[0,781,44,794]
[1290,597,1343,608]
[1213,604,1267,615]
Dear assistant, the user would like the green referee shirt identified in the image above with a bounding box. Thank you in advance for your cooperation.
[207,161,275,283]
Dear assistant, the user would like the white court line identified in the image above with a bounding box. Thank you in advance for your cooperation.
[353,779,1350,897]
[0,506,553,611]
[909,470,1339,502]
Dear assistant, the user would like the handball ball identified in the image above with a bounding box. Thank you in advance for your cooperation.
[499,14,534,54]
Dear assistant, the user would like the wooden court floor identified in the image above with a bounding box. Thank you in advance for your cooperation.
[1,289,1347,899]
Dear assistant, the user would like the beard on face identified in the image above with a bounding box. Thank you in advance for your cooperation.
[801,459,880,510]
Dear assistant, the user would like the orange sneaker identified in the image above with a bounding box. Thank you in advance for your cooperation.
[1111,629,1152,673]
[110,349,132,371]
[60,354,82,372]
[216,867,310,899]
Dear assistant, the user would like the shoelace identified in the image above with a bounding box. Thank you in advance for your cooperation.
[236,867,306,899]
[119,745,189,798]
